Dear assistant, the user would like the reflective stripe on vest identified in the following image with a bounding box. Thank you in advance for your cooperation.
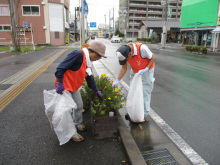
[55,49,87,92]
[127,42,155,73]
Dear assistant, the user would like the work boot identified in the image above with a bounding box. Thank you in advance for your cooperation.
[125,113,130,120]
[144,115,149,122]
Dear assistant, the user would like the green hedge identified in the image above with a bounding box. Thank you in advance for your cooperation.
[185,45,207,54]
[137,38,152,42]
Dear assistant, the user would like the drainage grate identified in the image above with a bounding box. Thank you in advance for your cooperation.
[142,148,178,165]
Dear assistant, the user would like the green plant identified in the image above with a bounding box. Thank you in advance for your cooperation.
[200,46,207,54]
[146,38,152,42]
[151,32,158,42]
[80,74,126,116]
[185,45,207,54]
[115,29,124,37]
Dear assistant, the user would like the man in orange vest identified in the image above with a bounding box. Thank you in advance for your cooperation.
[55,41,106,142]
[113,42,155,122]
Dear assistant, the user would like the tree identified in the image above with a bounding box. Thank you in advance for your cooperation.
[115,29,124,37]
[8,0,20,51]
[151,32,158,42]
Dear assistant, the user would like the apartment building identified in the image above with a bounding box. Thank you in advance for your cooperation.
[119,0,182,41]
[0,0,70,46]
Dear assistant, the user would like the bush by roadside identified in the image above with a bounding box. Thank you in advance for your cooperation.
[185,45,207,54]
[0,45,43,52]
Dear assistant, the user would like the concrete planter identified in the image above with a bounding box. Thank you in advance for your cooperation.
[91,113,118,139]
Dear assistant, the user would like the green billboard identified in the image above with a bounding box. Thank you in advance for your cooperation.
[181,0,219,28]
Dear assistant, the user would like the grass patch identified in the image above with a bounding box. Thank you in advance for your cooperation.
[0,47,10,51]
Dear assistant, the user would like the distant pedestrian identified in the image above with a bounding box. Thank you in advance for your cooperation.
[55,41,106,142]
[113,42,155,121]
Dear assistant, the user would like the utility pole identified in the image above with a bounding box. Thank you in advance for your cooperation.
[132,13,135,41]
[75,7,77,41]
[162,0,168,49]
[81,0,85,46]
[109,10,111,34]
[104,14,106,32]
[113,7,114,34]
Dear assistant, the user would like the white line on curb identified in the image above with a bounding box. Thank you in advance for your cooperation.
[99,59,208,165]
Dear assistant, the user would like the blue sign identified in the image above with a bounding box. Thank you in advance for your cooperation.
[24,21,29,28]
[80,0,88,14]
[90,22,96,28]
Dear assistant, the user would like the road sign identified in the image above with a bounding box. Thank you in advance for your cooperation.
[167,6,172,18]
[90,22,96,28]
[80,0,88,14]
[24,21,29,28]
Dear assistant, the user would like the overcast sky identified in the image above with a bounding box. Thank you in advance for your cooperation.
[70,0,119,28]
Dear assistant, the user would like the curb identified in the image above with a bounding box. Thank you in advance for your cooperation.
[91,63,147,165]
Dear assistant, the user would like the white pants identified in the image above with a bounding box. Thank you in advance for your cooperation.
[130,67,155,115]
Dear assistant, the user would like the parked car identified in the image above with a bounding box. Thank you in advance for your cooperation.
[111,36,120,43]
[91,36,95,40]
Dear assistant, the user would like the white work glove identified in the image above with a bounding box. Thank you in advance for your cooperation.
[138,67,149,75]
[112,78,120,87]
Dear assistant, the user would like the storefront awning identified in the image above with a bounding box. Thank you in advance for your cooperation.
[212,26,220,33]
[141,21,180,28]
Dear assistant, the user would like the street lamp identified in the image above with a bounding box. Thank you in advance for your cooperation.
[119,9,127,42]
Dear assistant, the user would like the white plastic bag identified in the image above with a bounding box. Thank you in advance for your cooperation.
[43,89,77,145]
[126,74,145,123]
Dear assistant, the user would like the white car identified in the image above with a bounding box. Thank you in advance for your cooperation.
[111,36,120,43]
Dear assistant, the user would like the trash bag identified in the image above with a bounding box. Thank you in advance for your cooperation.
[43,89,77,145]
[126,74,144,123]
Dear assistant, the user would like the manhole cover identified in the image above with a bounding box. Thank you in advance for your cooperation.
[142,148,178,165]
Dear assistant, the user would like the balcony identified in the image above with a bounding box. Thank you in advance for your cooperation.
[129,3,147,7]
[131,0,147,1]
[148,10,162,14]
[128,22,140,26]
[129,9,146,14]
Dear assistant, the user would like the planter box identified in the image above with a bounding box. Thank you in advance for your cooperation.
[91,114,118,139]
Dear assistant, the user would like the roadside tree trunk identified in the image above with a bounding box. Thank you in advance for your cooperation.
[8,0,20,51]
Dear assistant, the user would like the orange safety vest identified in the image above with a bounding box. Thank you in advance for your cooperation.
[127,42,155,73]
[55,49,87,92]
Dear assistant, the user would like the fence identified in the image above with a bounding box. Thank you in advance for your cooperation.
[0,38,34,46]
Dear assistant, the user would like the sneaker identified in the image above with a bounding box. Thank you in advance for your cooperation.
[76,124,87,131]
[71,133,84,142]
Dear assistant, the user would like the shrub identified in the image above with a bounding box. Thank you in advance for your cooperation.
[80,74,126,116]
[146,38,152,42]
[200,47,207,54]
[185,45,207,54]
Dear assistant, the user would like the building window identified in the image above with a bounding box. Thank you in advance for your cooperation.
[55,32,60,39]
[0,5,10,16]
[0,25,11,31]
[22,6,40,16]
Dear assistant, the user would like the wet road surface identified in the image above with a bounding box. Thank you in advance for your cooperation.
[97,38,220,164]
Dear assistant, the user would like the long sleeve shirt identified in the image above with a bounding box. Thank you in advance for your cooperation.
[55,50,99,93]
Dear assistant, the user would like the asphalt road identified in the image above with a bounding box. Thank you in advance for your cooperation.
[0,47,129,165]
[97,38,220,165]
